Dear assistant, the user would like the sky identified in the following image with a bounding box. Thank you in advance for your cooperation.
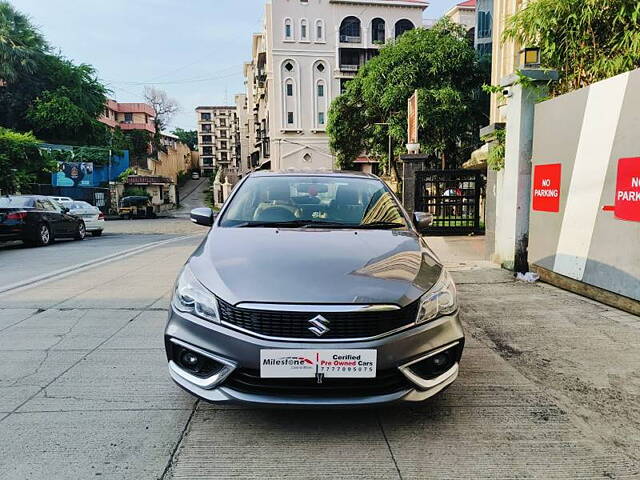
[13,0,461,131]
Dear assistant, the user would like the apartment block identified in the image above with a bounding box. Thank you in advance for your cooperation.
[195,105,240,177]
[99,99,156,133]
[245,0,427,171]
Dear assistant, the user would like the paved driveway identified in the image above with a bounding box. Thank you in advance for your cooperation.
[0,233,637,479]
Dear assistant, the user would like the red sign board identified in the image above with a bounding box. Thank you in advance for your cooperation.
[532,163,562,212]
[612,157,640,222]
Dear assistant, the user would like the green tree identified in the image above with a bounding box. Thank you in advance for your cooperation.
[503,0,640,95]
[327,19,485,170]
[0,1,47,84]
[0,127,56,194]
[171,128,198,150]
[0,2,109,145]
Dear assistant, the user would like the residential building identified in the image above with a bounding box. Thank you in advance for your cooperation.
[244,32,270,170]
[99,99,156,134]
[195,105,240,177]
[445,0,477,31]
[234,93,251,176]
[475,0,493,57]
[489,0,527,125]
[245,0,428,171]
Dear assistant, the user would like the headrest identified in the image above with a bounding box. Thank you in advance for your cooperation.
[335,186,359,205]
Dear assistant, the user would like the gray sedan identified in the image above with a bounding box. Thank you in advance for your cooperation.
[165,171,464,406]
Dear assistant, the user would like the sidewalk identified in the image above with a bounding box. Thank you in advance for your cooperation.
[428,235,640,466]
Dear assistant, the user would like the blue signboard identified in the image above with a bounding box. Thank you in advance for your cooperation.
[52,162,94,187]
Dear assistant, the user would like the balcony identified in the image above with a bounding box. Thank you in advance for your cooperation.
[340,35,361,44]
[119,122,156,133]
[339,64,359,72]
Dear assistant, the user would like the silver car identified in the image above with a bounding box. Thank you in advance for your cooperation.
[165,171,464,406]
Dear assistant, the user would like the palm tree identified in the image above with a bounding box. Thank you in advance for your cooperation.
[0,1,48,85]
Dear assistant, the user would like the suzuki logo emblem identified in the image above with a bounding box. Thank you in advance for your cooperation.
[308,315,330,337]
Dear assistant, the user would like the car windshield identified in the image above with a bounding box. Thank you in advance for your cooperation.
[219,175,409,229]
[0,196,34,208]
[63,201,93,210]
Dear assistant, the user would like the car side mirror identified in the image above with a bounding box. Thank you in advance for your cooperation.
[413,211,433,233]
[190,207,216,227]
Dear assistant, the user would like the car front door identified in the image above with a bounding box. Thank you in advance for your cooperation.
[37,199,68,236]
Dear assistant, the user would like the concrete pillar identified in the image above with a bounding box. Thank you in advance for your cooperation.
[399,154,428,215]
[494,69,558,272]
[221,177,232,203]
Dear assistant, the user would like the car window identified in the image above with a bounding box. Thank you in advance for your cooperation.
[0,197,34,208]
[37,199,60,212]
[219,176,408,228]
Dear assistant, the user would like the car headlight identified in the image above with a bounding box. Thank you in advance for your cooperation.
[416,268,458,324]
[172,264,219,323]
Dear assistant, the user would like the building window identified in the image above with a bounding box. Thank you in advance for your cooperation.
[300,19,308,40]
[201,112,211,121]
[284,18,293,40]
[303,153,312,163]
[202,124,211,133]
[124,112,133,123]
[202,146,213,155]
[340,16,361,42]
[201,135,212,144]
[395,19,414,39]
[220,119,226,127]
[318,112,325,125]
[220,152,228,161]
[372,18,385,44]
[317,83,324,97]
[202,157,213,166]
[286,83,293,96]
[221,141,227,149]
[287,112,294,124]
[315,20,325,42]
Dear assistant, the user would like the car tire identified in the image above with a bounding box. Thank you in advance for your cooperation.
[26,223,52,247]
[74,222,86,241]
[91,230,103,237]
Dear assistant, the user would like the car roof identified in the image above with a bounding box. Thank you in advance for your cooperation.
[249,170,378,179]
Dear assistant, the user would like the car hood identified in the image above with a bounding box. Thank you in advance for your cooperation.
[189,227,442,307]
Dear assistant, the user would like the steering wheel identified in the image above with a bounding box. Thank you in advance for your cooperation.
[254,206,297,222]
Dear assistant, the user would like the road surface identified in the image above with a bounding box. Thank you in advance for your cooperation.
[0,228,637,479]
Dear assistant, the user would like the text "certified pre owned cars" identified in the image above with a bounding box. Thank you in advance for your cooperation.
[165,171,464,406]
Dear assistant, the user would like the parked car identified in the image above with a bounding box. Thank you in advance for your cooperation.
[0,195,86,246]
[191,171,201,180]
[118,196,156,219]
[48,196,73,204]
[60,200,105,237]
[165,171,463,407]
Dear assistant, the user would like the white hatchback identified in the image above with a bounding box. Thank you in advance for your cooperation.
[61,201,105,237]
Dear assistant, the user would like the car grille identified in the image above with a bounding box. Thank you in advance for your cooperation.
[224,368,411,397]
[216,298,420,340]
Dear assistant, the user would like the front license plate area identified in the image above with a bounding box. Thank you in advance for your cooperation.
[260,350,376,378]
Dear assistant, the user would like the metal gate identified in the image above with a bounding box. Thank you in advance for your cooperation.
[415,170,485,235]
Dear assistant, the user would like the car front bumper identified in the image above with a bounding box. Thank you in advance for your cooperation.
[165,304,464,407]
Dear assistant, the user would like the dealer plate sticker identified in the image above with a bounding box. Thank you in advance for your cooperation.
[260,350,376,378]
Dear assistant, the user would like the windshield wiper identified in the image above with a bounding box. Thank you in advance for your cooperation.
[232,220,366,229]
[353,221,406,229]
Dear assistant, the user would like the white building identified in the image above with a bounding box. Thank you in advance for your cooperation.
[444,0,477,31]
[247,0,428,171]
[195,105,240,177]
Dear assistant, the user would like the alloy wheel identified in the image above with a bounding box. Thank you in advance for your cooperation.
[40,225,50,245]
